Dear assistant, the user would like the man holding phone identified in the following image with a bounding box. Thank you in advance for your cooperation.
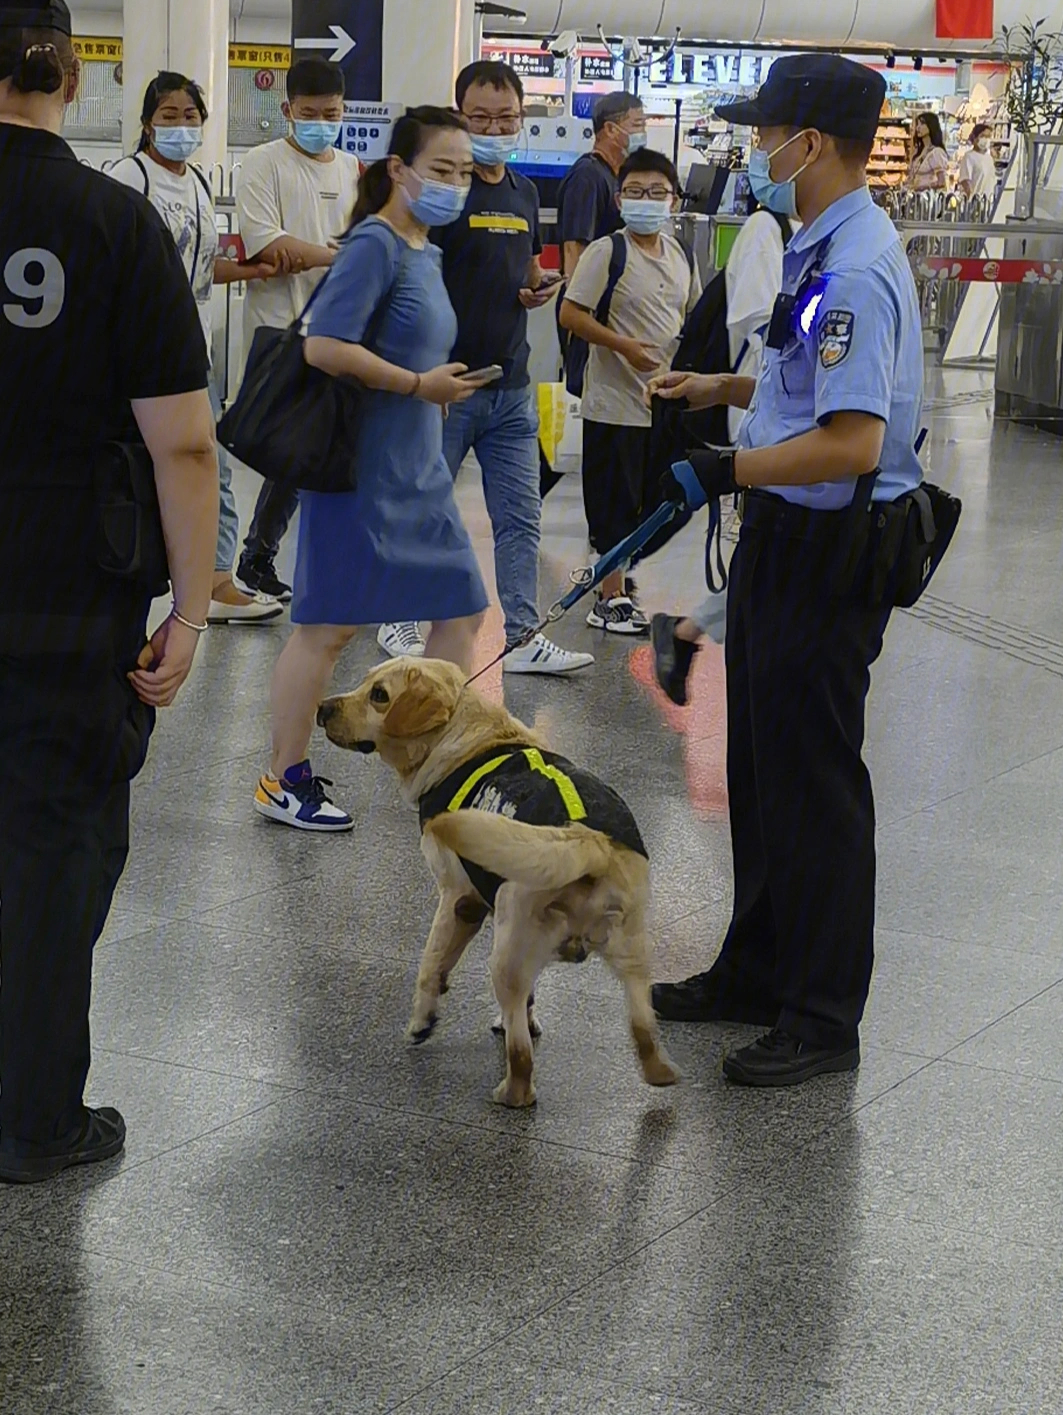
[377,60,592,676]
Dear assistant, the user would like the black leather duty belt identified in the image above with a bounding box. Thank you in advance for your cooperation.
[738,488,856,544]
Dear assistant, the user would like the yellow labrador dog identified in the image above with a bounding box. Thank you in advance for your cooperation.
[317,659,679,1108]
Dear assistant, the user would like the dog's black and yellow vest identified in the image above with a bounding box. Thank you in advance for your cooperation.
[418,745,648,907]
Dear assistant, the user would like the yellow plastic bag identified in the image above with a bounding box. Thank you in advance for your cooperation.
[537,381,568,470]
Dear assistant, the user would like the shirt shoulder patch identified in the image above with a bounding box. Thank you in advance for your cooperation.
[819,309,855,369]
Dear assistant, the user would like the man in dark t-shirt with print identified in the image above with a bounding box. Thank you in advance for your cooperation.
[556,91,647,280]
[382,61,592,677]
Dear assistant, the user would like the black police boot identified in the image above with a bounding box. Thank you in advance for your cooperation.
[722,1030,860,1088]
[651,614,700,706]
[0,1106,126,1185]
[236,552,292,604]
[651,969,778,1026]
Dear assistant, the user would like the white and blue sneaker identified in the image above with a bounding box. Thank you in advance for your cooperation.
[503,634,594,676]
[254,762,354,832]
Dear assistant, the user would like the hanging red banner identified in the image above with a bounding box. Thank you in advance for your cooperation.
[936,0,994,40]
[910,255,1063,284]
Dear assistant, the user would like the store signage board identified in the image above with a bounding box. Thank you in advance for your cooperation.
[72,36,122,60]
[340,101,402,161]
[580,54,618,83]
[509,51,556,79]
[230,44,293,69]
[291,0,384,104]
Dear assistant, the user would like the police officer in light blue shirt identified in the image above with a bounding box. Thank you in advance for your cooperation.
[649,55,924,1088]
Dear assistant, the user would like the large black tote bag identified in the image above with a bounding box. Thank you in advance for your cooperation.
[218,229,401,494]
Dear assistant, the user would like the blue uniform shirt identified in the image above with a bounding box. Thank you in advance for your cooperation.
[738,186,924,508]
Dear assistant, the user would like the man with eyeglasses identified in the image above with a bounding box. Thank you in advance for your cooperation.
[377,60,593,676]
[557,90,648,281]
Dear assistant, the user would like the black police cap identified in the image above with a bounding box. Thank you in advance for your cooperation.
[715,54,886,143]
[0,0,72,34]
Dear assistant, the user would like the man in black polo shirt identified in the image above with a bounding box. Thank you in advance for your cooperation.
[394,60,592,677]
[0,0,216,1182]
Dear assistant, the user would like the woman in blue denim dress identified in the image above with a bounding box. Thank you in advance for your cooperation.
[256,107,495,832]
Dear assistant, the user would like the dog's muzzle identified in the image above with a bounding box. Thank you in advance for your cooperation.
[353,740,377,755]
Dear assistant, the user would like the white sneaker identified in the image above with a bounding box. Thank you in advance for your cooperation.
[377,622,426,658]
[207,590,283,625]
[503,634,594,676]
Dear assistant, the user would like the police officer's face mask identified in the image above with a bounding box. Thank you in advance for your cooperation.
[748,130,815,219]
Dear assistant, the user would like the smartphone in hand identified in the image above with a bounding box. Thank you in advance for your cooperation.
[460,365,504,384]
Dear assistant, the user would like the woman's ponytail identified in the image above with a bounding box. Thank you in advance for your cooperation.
[348,158,393,229]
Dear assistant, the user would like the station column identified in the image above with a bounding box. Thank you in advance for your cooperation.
[122,0,230,171]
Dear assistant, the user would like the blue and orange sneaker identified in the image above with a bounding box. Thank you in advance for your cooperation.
[254,761,353,832]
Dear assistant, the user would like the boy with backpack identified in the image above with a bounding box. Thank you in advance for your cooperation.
[560,148,701,634]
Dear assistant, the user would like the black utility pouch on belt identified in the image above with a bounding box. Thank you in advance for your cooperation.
[869,482,962,608]
[836,474,962,608]
[92,442,170,598]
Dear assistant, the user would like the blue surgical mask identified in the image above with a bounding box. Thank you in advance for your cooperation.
[620,197,672,235]
[405,174,471,227]
[747,131,812,219]
[626,130,649,157]
[292,120,342,155]
[153,126,203,162]
[470,133,518,166]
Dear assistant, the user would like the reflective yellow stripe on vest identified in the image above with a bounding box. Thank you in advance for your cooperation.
[447,754,515,812]
[522,749,587,821]
[445,749,587,823]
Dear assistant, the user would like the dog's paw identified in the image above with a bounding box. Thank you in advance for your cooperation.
[492,1078,537,1108]
[642,1052,681,1087]
[407,1014,438,1044]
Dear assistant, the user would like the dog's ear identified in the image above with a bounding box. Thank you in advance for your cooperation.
[382,669,457,739]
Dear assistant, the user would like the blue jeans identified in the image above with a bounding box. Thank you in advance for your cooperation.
[209,378,239,575]
[442,385,541,645]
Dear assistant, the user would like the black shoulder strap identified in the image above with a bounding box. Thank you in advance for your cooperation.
[595,230,628,329]
[190,163,213,199]
[768,209,794,246]
[132,155,150,196]
[298,220,405,349]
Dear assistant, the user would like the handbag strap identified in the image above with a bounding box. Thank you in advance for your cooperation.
[293,220,405,348]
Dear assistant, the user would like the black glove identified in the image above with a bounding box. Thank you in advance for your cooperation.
[661,449,738,512]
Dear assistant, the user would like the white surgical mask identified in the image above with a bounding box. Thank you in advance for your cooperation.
[620,197,672,234]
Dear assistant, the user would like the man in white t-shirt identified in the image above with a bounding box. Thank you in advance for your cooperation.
[234,58,360,602]
[958,123,997,200]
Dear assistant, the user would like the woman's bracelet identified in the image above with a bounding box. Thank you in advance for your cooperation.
[409,372,422,398]
[170,606,210,635]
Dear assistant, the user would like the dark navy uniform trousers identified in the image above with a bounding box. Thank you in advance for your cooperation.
[716,511,892,1050]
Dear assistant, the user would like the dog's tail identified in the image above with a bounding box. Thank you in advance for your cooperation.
[426,811,614,891]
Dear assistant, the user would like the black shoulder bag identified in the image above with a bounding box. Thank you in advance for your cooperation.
[217,226,404,494]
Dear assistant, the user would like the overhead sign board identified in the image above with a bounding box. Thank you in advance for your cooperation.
[340,101,402,161]
[291,0,384,104]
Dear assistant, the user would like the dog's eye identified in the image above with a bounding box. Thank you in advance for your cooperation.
[369,686,390,708]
